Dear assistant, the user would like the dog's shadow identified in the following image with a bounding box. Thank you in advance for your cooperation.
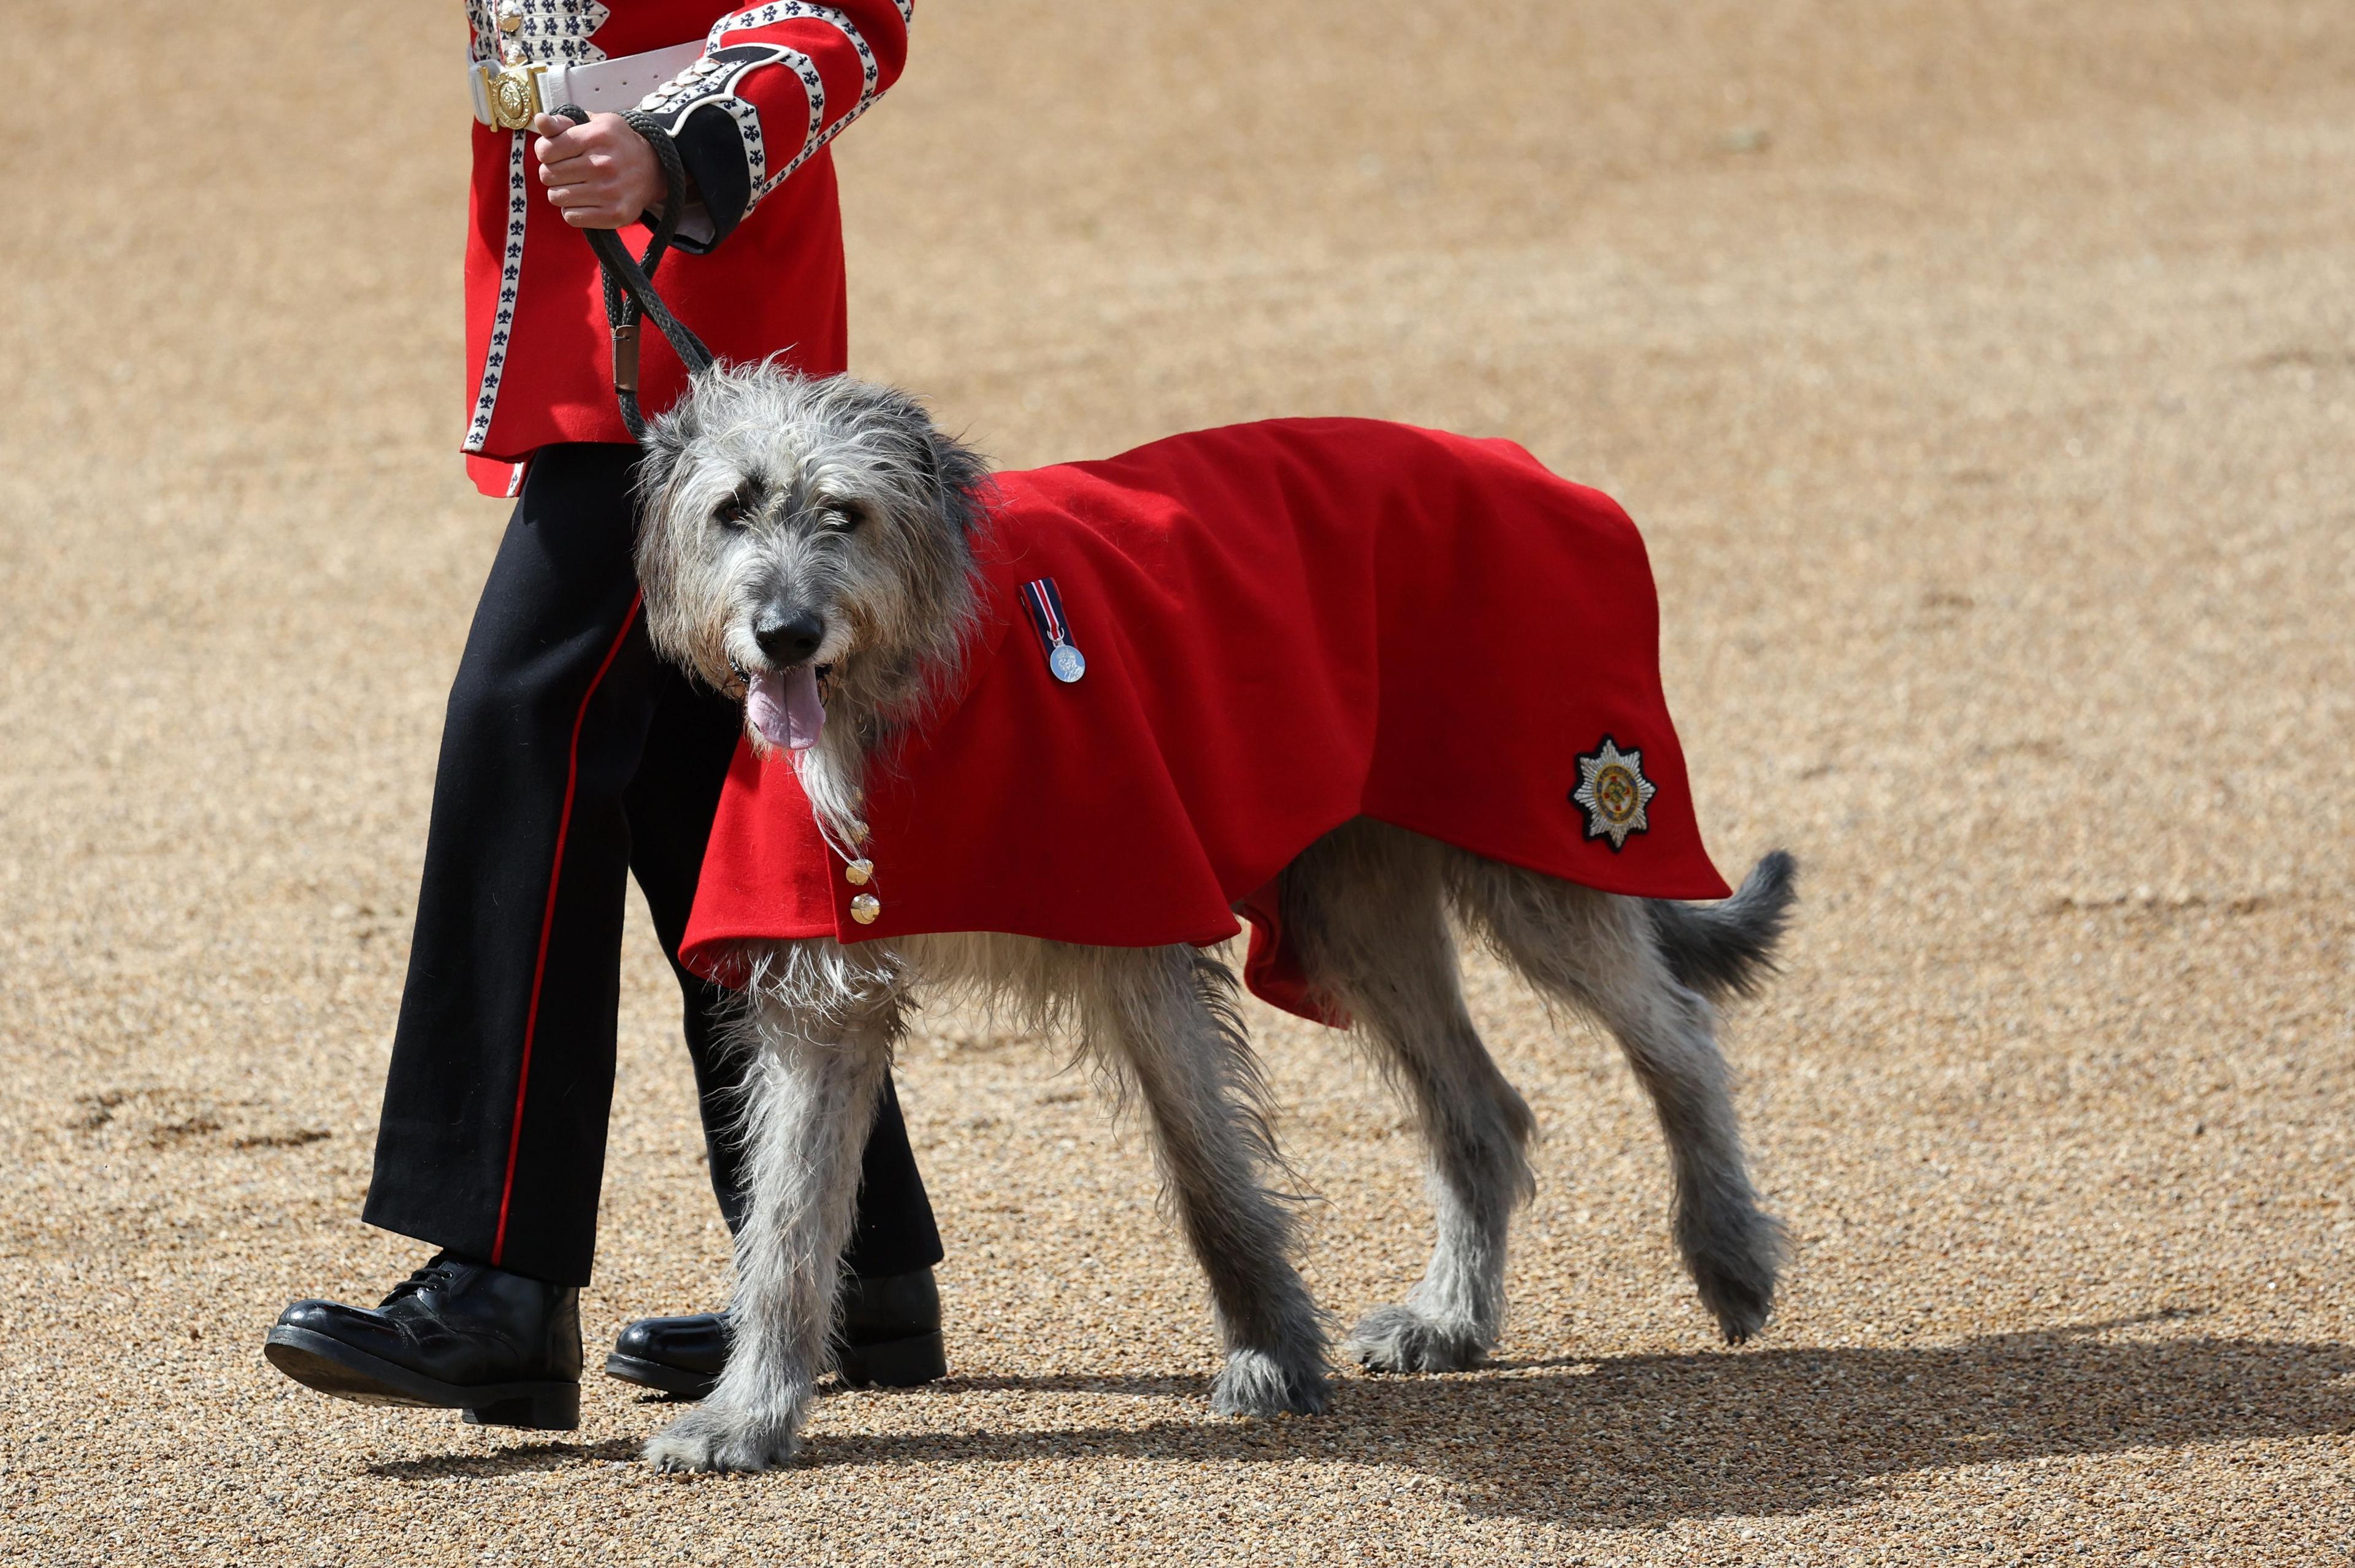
[370,1436,644,1479]
[362,1316,2355,1525]
[814,1315,2355,1526]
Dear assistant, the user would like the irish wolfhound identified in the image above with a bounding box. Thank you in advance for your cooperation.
[629,365,1795,1472]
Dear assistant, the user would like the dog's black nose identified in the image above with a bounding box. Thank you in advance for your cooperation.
[754,611,825,667]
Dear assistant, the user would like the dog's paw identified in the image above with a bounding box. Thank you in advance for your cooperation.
[1345,1304,1490,1374]
[1685,1206,1786,1344]
[1696,1266,1775,1345]
[643,1404,802,1472]
[1211,1346,1331,1418]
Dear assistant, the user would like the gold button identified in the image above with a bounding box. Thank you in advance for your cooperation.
[849,819,870,845]
[849,893,881,925]
[844,857,873,886]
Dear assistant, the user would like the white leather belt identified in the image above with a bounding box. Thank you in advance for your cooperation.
[470,41,705,128]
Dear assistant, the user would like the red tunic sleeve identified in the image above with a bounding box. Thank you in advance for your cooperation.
[634,1,914,250]
[459,1,917,490]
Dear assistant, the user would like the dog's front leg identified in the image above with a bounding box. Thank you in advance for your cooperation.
[1092,948,1331,1418]
[645,978,898,1472]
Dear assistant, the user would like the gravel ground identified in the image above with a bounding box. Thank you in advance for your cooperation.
[4,1,2352,1562]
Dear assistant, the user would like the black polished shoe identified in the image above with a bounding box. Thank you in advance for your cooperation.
[263,1253,583,1431]
[603,1310,729,1399]
[603,1266,945,1400]
[837,1266,947,1390]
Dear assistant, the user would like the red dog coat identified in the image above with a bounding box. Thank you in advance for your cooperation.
[680,418,1732,1024]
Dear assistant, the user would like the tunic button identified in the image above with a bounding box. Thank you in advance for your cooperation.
[844,858,873,886]
[849,893,881,925]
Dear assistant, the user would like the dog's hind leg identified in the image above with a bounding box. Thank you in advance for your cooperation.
[1084,947,1330,1417]
[645,949,904,1471]
[1282,820,1538,1372]
[1449,857,1784,1343]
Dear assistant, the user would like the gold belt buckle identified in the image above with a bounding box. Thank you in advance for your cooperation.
[480,62,546,131]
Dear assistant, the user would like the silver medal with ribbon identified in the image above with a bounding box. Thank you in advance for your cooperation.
[1019,576,1088,684]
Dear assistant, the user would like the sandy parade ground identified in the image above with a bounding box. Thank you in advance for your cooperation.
[2,0,2351,1561]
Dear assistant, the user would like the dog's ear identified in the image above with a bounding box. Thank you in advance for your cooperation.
[831,378,992,541]
[633,392,703,516]
[919,420,994,542]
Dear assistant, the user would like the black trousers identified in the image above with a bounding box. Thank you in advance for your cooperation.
[364,443,943,1288]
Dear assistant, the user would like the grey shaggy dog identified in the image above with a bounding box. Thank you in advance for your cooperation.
[629,364,1797,1472]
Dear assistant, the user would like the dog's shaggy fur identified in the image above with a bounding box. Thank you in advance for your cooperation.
[629,365,1796,1472]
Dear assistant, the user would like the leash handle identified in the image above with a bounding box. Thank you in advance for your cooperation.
[550,104,717,438]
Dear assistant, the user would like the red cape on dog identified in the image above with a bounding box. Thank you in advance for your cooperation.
[680,418,1731,1024]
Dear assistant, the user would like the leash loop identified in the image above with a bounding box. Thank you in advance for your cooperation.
[550,103,717,440]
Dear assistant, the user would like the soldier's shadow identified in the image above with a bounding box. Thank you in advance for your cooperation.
[810,1315,2355,1526]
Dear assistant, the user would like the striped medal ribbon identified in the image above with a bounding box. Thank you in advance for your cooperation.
[1017,576,1087,683]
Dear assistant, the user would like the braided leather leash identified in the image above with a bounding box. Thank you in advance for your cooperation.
[551,104,717,439]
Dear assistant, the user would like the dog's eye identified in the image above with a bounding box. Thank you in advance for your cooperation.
[714,497,751,529]
[824,501,866,534]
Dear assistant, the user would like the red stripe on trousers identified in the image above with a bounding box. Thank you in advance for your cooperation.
[491,591,644,1266]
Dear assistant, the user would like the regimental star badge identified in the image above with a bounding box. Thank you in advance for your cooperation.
[1571,735,1657,850]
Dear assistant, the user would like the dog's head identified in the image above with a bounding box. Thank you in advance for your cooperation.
[634,365,992,750]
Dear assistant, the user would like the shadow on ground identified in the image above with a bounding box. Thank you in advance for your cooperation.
[370,1438,645,1479]
[821,1321,2355,1527]
[368,1321,2355,1525]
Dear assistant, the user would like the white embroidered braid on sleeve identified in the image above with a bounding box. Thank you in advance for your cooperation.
[630,0,913,247]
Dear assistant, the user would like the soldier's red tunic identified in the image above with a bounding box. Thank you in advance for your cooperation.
[678,419,1734,1024]
[459,1,913,495]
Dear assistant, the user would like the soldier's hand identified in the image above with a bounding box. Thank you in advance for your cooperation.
[531,112,665,230]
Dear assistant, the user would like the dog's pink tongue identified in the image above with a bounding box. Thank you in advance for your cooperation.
[748,667,825,751]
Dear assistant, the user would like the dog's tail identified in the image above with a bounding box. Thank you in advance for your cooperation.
[1646,850,1798,1002]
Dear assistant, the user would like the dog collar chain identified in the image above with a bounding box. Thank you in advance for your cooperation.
[1017,576,1087,684]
